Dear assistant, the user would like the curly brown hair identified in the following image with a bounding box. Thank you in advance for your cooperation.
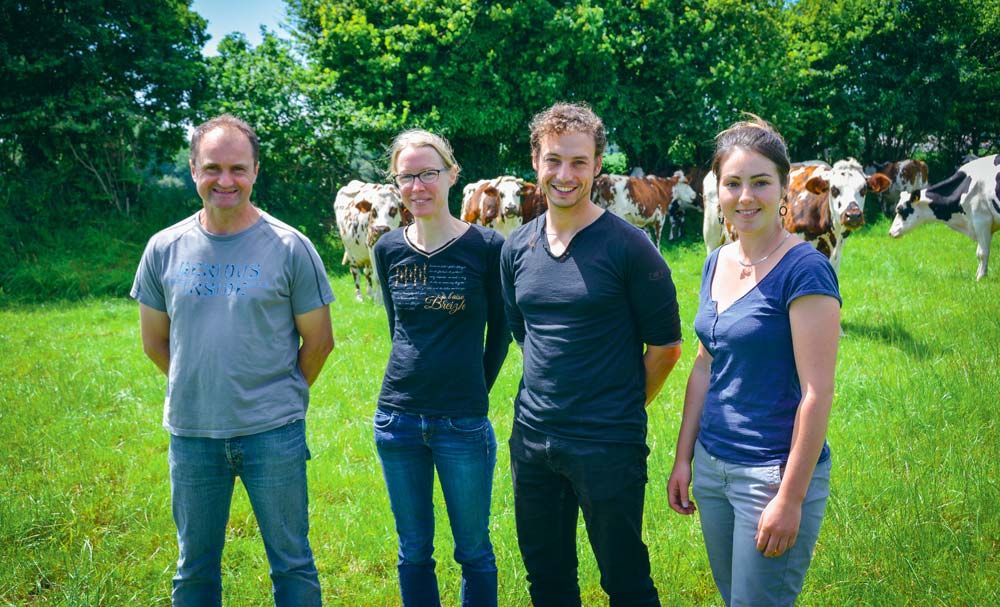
[529,102,606,160]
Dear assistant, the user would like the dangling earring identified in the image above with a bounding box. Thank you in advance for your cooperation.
[717,205,724,224]
[779,204,788,217]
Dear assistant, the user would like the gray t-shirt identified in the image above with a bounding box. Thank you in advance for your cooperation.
[131,210,334,438]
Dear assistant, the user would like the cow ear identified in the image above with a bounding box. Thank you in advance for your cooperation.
[868,173,891,193]
[805,176,829,195]
[356,200,373,213]
[401,206,414,225]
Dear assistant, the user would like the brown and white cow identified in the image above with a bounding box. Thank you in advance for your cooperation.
[461,176,525,238]
[591,173,682,245]
[783,159,890,274]
[334,180,411,301]
[872,158,929,216]
[889,154,1000,280]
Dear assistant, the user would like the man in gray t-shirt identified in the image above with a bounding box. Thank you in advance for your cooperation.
[132,114,334,607]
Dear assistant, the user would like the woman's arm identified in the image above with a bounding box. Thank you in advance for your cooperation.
[667,340,713,515]
[755,293,840,557]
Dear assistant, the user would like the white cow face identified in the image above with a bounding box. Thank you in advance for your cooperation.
[495,177,525,219]
[889,190,933,237]
[670,171,698,209]
[819,159,889,229]
[363,184,406,247]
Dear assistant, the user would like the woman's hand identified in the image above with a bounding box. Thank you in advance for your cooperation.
[667,462,697,515]
[756,493,801,557]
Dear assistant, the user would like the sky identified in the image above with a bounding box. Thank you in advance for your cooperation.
[191,0,289,56]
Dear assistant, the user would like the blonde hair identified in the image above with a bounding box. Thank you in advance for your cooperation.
[387,129,461,179]
[710,113,790,187]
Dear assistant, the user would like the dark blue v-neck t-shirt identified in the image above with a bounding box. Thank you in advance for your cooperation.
[694,242,841,466]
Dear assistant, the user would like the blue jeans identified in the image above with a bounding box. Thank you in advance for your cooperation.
[509,423,660,607]
[692,441,831,607]
[373,407,498,607]
[168,420,321,607]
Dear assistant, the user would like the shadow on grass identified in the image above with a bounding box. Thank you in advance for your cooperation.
[841,318,934,360]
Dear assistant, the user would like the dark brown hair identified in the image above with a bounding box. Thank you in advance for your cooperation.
[710,113,790,187]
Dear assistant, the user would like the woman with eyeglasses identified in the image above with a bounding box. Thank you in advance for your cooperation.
[371,129,510,607]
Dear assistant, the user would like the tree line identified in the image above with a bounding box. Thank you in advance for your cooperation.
[2,0,998,231]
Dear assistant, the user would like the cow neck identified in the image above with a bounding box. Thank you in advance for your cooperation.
[405,218,470,256]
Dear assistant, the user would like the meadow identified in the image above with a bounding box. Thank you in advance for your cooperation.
[1,216,998,606]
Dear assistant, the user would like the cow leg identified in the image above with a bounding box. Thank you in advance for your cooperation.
[350,267,364,302]
[668,201,683,241]
[363,267,375,301]
[973,220,992,280]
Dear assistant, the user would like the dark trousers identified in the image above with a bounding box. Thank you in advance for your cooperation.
[509,424,660,607]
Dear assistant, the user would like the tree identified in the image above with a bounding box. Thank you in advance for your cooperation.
[0,0,208,215]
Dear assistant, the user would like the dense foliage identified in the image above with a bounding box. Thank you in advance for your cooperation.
[2,0,998,297]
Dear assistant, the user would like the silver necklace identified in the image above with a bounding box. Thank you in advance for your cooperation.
[736,231,791,267]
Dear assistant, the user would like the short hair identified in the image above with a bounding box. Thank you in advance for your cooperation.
[387,129,461,179]
[529,102,606,159]
[710,113,790,187]
[190,114,260,165]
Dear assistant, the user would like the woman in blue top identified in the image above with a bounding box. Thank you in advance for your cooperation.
[667,115,841,606]
[371,129,510,607]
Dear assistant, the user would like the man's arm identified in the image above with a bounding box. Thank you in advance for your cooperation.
[295,305,334,386]
[644,343,682,407]
[138,303,171,375]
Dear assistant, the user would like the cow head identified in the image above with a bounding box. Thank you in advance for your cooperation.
[494,177,526,219]
[889,190,931,238]
[669,170,698,210]
[822,159,890,229]
[363,183,406,248]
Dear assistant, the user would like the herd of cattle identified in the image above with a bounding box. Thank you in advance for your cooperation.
[334,154,1000,300]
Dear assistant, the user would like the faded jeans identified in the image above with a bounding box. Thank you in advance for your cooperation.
[168,420,321,607]
[692,441,831,607]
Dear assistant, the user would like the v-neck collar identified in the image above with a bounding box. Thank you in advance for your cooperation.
[404,223,471,257]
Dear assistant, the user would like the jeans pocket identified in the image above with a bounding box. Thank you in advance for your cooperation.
[374,408,396,430]
[446,415,489,434]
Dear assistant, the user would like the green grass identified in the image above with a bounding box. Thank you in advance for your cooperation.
[1,216,999,605]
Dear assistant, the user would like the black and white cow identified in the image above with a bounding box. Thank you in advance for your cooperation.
[889,154,1000,280]
[334,180,410,301]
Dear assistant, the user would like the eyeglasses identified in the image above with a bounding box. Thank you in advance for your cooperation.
[391,168,448,187]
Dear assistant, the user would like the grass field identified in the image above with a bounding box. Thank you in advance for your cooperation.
[1,216,998,606]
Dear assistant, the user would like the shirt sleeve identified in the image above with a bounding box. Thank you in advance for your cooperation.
[482,231,511,391]
[289,233,335,315]
[131,237,167,312]
[625,231,683,347]
[373,238,396,339]
[783,247,842,309]
[500,237,526,346]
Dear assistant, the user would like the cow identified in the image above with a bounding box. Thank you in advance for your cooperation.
[334,180,411,301]
[591,173,682,246]
[871,159,929,217]
[665,170,700,241]
[889,154,1000,280]
[781,159,890,275]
